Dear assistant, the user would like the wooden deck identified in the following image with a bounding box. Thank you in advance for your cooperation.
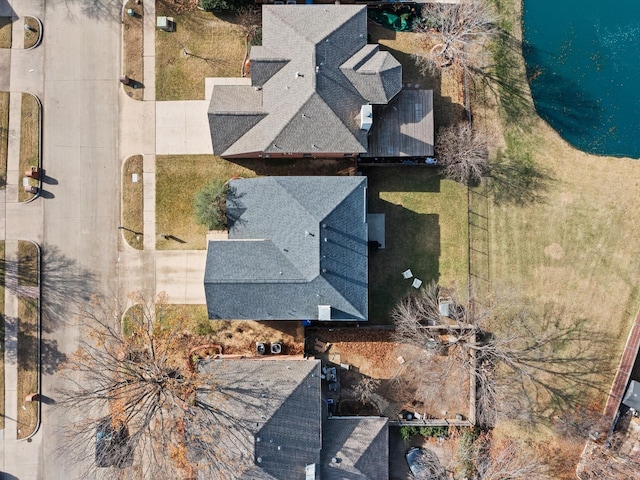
[604,305,640,419]
[363,89,434,158]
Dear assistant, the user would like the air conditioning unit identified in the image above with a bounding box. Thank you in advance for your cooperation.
[270,342,282,354]
[256,342,268,355]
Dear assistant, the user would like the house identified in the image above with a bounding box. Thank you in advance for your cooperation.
[203,176,368,321]
[208,5,403,159]
[194,357,389,480]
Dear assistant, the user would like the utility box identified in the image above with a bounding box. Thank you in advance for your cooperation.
[156,16,174,32]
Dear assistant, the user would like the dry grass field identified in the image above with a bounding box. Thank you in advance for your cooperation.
[123,0,144,100]
[122,155,144,249]
[19,93,39,202]
[0,17,11,48]
[475,0,640,476]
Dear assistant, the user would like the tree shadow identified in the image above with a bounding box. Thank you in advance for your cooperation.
[40,245,97,331]
[479,302,617,428]
[49,0,121,22]
[488,148,555,206]
[472,30,537,129]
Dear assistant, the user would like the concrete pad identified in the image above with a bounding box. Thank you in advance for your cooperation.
[155,100,213,155]
[9,48,45,97]
[368,213,386,249]
[155,250,207,304]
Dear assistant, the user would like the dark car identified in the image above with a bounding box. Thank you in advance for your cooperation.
[95,420,133,468]
[405,447,446,479]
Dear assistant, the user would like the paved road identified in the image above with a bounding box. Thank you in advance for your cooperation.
[36,1,122,478]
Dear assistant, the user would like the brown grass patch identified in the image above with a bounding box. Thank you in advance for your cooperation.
[123,0,144,100]
[315,329,470,420]
[23,16,39,49]
[19,93,39,202]
[0,91,8,188]
[122,155,144,250]
[17,296,38,439]
[155,8,246,100]
[0,241,5,429]
[0,17,11,48]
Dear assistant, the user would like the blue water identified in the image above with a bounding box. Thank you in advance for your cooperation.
[522,1,640,158]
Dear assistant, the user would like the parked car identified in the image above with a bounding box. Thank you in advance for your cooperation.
[405,447,446,479]
[95,420,133,468]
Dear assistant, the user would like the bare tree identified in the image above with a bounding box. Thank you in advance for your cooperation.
[413,0,497,74]
[474,436,550,480]
[56,293,246,479]
[576,437,638,480]
[392,284,608,427]
[353,377,381,405]
[435,122,491,185]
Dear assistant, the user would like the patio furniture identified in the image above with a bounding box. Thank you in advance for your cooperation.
[402,269,413,279]
[412,278,422,289]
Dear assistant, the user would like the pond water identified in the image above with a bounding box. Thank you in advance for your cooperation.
[522,0,640,158]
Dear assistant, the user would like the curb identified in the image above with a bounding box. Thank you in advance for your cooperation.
[24,16,44,50]
[22,92,42,204]
[19,240,42,441]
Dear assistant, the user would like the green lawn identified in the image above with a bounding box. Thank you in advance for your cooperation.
[122,156,144,250]
[156,155,256,250]
[155,7,246,100]
[0,92,8,188]
[17,296,38,439]
[19,93,40,202]
[365,167,469,324]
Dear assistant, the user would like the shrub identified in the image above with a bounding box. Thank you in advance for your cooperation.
[193,179,229,230]
[419,426,448,438]
[200,0,252,13]
[400,426,419,442]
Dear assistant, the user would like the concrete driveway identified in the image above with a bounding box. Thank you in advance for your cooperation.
[155,250,207,304]
[155,100,213,155]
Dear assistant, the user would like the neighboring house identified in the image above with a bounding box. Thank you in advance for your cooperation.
[204,176,368,321]
[208,5,403,159]
[195,358,389,480]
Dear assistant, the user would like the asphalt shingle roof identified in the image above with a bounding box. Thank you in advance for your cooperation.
[204,176,368,321]
[196,359,322,480]
[208,5,402,157]
[321,417,389,480]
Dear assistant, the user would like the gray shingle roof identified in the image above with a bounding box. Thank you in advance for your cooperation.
[204,176,368,321]
[321,417,389,479]
[196,358,322,480]
[208,5,402,157]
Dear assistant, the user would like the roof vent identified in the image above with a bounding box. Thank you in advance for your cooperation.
[318,305,331,320]
[321,268,327,274]
[257,457,263,463]
[295,71,304,78]
[315,66,319,73]
[322,223,327,228]
[253,86,262,91]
